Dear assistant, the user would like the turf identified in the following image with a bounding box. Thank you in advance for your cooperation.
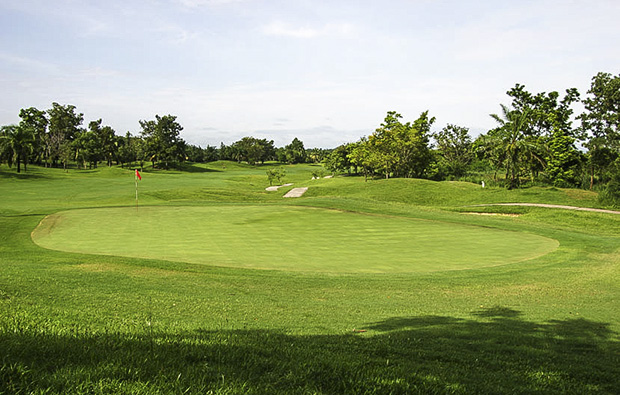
[1,163,619,394]
[32,205,558,273]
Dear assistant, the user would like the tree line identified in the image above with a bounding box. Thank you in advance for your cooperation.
[1,71,618,204]
[0,105,329,172]
[323,72,619,205]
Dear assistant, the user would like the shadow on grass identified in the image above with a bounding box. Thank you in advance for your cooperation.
[0,169,47,179]
[168,162,222,173]
[1,307,618,394]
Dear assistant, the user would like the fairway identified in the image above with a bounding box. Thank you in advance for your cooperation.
[32,205,558,273]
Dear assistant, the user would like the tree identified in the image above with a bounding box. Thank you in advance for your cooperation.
[580,72,620,151]
[434,124,472,178]
[117,132,139,168]
[0,124,36,173]
[347,139,373,181]
[545,130,583,187]
[284,137,306,164]
[46,103,83,168]
[308,148,329,164]
[362,111,434,179]
[367,112,404,178]
[584,143,618,189]
[579,72,620,188]
[505,84,582,186]
[231,137,275,165]
[507,83,580,139]
[266,167,286,186]
[324,144,354,174]
[473,131,506,182]
[489,105,544,189]
[139,115,186,169]
[89,119,117,167]
[18,107,48,165]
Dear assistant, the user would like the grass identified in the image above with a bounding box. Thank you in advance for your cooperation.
[1,163,619,394]
[32,205,557,273]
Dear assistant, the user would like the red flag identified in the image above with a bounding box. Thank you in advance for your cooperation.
[135,169,142,180]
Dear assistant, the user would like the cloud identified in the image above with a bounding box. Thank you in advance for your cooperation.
[175,0,244,7]
[261,21,355,39]
[0,51,60,73]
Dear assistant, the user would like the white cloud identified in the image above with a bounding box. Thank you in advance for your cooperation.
[0,52,60,73]
[1,0,619,149]
[261,21,355,39]
[175,0,244,7]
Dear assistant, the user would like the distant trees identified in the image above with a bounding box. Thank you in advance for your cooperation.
[0,102,326,171]
[579,72,620,191]
[324,144,355,174]
[326,111,434,180]
[284,137,307,164]
[0,103,194,172]
[47,103,84,169]
[433,124,472,179]
[139,115,186,169]
[0,124,35,173]
[229,137,275,165]
[321,71,617,201]
[2,71,618,206]
[18,107,48,165]
[474,84,583,188]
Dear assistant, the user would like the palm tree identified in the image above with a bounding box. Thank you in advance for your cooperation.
[0,124,36,173]
[490,105,544,189]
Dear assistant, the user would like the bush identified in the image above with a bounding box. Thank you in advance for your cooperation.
[266,167,286,186]
[598,173,620,208]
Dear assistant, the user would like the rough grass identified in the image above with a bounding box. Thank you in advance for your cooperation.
[1,163,619,394]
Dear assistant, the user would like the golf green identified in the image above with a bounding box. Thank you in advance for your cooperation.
[32,205,559,273]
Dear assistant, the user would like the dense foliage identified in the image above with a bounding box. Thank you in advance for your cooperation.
[1,71,619,204]
[322,72,618,205]
[0,106,325,170]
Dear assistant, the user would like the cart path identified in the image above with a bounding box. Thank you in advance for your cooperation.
[265,183,293,192]
[283,187,308,198]
[472,203,620,215]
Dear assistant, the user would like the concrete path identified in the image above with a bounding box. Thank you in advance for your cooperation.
[265,183,293,192]
[283,187,308,198]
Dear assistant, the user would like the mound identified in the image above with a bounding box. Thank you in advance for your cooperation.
[32,206,558,273]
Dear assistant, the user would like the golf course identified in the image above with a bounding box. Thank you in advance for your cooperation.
[1,162,619,394]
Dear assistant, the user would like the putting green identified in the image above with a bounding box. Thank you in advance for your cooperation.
[32,206,558,273]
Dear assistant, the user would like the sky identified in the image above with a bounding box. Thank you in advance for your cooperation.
[1,0,619,148]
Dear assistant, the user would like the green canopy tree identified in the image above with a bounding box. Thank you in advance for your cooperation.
[324,143,354,174]
[18,107,48,165]
[579,72,620,188]
[284,137,306,164]
[231,137,275,165]
[0,124,36,173]
[348,139,373,181]
[506,84,582,186]
[489,105,544,189]
[46,103,84,168]
[72,129,99,169]
[364,111,434,179]
[89,119,117,167]
[434,124,472,178]
[139,115,186,169]
[580,72,620,150]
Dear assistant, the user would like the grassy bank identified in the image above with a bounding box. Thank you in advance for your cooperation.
[1,163,618,394]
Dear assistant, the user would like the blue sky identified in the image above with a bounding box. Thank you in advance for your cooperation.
[1,0,618,148]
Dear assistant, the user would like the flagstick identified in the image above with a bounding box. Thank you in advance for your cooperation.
[135,170,139,212]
